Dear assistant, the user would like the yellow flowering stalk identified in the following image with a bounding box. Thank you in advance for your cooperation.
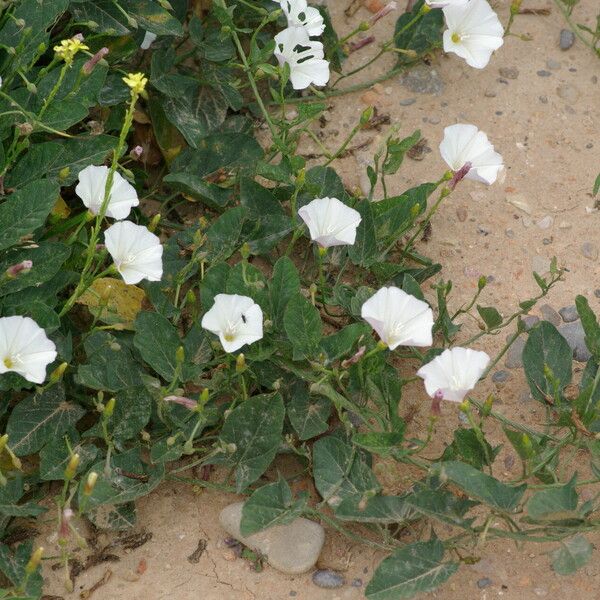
[53,38,89,65]
[123,72,148,96]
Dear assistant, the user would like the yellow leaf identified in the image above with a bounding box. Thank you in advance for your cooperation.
[77,277,146,329]
[52,196,71,219]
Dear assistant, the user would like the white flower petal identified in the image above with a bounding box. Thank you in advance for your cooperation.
[278,0,326,36]
[298,197,362,248]
[426,0,469,6]
[141,31,157,50]
[361,287,434,350]
[105,221,163,285]
[417,347,490,402]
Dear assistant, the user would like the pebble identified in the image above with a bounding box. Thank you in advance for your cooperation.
[559,305,579,323]
[506,194,532,214]
[559,321,592,362]
[536,70,552,77]
[492,370,510,384]
[546,58,561,70]
[534,587,549,597]
[536,215,553,229]
[581,242,599,261]
[219,503,325,575]
[522,315,540,330]
[400,65,445,95]
[505,228,515,239]
[543,237,553,245]
[428,116,441,124]
[312,570,346,589]
[557,84,580,103]
[399,97,416,106]
[484,89,497,98]
[456,206,468,222]
[595,289,600,298]
[499,66,519,79]
[539,95,548,104]
[289,592,297,597]
[560,29,575,50]
[558,221,572,230]
[478,578,493,589]
[505,336,526,369]
[540,304,561,327]
[351,578,363,588]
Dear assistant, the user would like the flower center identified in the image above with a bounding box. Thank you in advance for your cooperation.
[224,332,236,342]
[451,32,461,44]
[3,356,14,369]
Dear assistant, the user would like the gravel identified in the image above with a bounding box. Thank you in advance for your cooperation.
[477,578,493,589]
[560,29,575,50]
[559,321,592,362]
[312,570,346,589]
[492,370,510,384]
[505,336,526,369]
[581,242,599,260]
[536,70,552,77]
[540,304,561,327]
[559,305,579,323]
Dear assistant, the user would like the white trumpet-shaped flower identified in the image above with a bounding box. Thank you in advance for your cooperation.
[417,347,490,402]
[442,0,504,69]
[0,316,57,384]
[425,0,468,8]
[439,123,503,185]
[104,221,163,285]
[201,294,263,353]
[361,287,434,350]
[278,0,325,37]
[75,165,139,220]
[274,26,330,90]
[298,197,361,248]
[140,31,157,50]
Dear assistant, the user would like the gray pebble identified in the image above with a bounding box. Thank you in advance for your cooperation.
[401,65,444,95]
[312,570,346,589]
[593,76,598,84]
[519,390,532,404]
[289,592,297,597]
[458,412,469,424]
[546,58,561,70]
[505,336,526,369]
[522,315,540,330]
[492,370,510,384]
[559,305,579,323]
[540,304,561,327]
[536,215,553,229]
[505,228,515,238]
[477,577,493,589]
[537,70,552,77]
[543,237,553,245]
[539,95,548,104]
[484,89,497,98]
[351,579,363,588]
[560,29,575,50]
[557,84,580,103]
[582,242,599,261]
[595,289,600,298]
[428,116,441,124]
[559,321,591,362]
[499,66,519,79]
[399,98,416,106]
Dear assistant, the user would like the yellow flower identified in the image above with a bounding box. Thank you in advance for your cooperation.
[53,38,89,64]
[122,72,148,95]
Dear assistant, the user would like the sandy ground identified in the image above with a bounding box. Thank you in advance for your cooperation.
[37,1,600,598]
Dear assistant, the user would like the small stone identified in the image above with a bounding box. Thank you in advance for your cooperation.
[505,228,515,239]
[536,215,553,229]
[499,66,519,79]
[312,570,345,589]
[428,116,441,124]
[557,84,580,103]
[400,65,445,95]
[539,95,548,104]
[219,503,325,575]
[458,412,469,424]
[536,70,552,77]
[351,578,363,588]
[492,370,510,384]
[477,578,493,589]
[522,315,540,330]
[558,221,572,230]
[543,237,553,245]
[399,97,416,106]
[221,549,237,561]
[595,289,600,298]
[582,242,599,261]
[504,454,515,470]
[456,206,467,222]
[506,193,532,214]
[519,390,532,404]
[559,305,579,323]
[361,90,380,106]
[484,89,497,98]
[559,321,592,362]
[540,304,561,327]
[546,58,561,70]
[534,586,549,597]
[289,592,297,597]
[560,29,575,50]
[505,336,525,369]
[522,216,533,228]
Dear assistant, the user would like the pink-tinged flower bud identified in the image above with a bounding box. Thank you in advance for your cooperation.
[349,36,375,53]
[130,145,144,160]
[59,508,74,541]
[73,33,85,42]
[82,47,108,75]
[341,345,366,368]
[371,2,397,24]
[6,260,32,278]
[95,243,105,251]
[431,389,444,416]
[164,395,198,410]
[449,161,472,190]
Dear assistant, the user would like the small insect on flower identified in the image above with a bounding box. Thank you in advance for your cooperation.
[417,347,490,403]
[53,37,89,64]
[201,294,263,354]
[123,72,148,95]
[278,0,325,37]
[75,165,139,220]
[439,123,504,185]
[0,316,57,384]
[298,197,362,248]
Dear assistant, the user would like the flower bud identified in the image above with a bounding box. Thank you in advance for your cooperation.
[82,47,109,75]
[49,362,68,383]
[236,353,246,373]
[199,388,210,408]
[58,166,71,181]
[459,399,470,414]
[17,122,33,137]
[478,276,487,291]
[26,82,37,94]
[481,394,494,417]
[103,397,116,418]
[185,289,196,306]
[358,21,370,31]
[59,507,73,542]
[166,435,177,446]
[130,145,144,160]
[25,547,44,574]
[176,346,185,364]
[164,395,197,410]
[360,106,374,126]
[84,471,98,496]
[240,243,251,260]
[64,453,80,480]
[148,213,161,233]
[6,260,32,278]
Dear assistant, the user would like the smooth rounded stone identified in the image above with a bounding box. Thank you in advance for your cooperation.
[499,66,519,79]
[506,193,532,214]
[484,89,497,98]
[505,336,526,369]
[536,70,552,77]
[456,206,468,222]
[560,28,575,50]
[505,228,515,239]
[492,370,510,384]
[581,242,599,261]
[477,577,493,589]
[546,58,561,70]
[557,84,580,103]
[351,578,363,588]
[400,64,444,95]
[539,95,548,104]
[399,97,416,106]
[428,116,441,124]
[559,305,579,323]
[522,315,540,330]
[595,289,600,298]
[558,321,592,362]
[219,503,325,575]
[540,304,561,327]
[543,237,553,245]
[536,215,553,229]
[312,569,345,589]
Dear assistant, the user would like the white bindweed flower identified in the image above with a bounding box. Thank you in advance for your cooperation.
[278,0,325,37]
[0,316,57,384]
[439,123,504,185]
[201,294,263,353]
[442,0,504,69]
[298,197,361,248]
[417,347,490,402]
[361,287,434,350]
[104,221,163,285]
[141,31,157,50]
[425,0,468,8]
[274,26,330,90]
[75,165,139,220]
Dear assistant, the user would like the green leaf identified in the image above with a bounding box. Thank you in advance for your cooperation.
[226,262,269,310]
[313,434,380,508]
[353,432,404,457]
[110,387,153,445]
[366,538,458,599]
[88,502,137,531]
[240,477,307,536]
[335,495,413,523]
[0,180,58,251]
[348,199,377,267]
[134,312,181,381]
[403,487,477,528]
[522,321,573,403]
[39,433,99,481]
[320,323,370,364]
[120,0,183,35]
[551,535,593,575]
[442,428,496,469]
[162,173,232,209]
[0,541,43,597]
[218,393,285,492]
[382,130,421,175]
[287,381,331,441]
[527,477,579,521]
[298,166,347,205]
[70,1,130,35]
[593,173,600,196]
[270,257,300,328]
[576,295,600,360]
[6,384,85,457]
[394,0,444,64]
[432,461,526,512]
[284,294,323,360]
[40,99,88,131]
[205,206,247,263]
[477,305,503,329]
